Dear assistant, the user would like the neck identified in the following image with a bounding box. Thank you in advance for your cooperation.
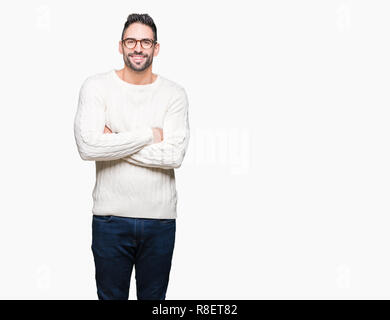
[117,67,156,85]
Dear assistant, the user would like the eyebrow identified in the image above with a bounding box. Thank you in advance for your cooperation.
[125,37,152,40]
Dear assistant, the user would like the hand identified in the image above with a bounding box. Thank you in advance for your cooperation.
[104,125,113,134]
[104,125,163,144]
[152,127,163,143]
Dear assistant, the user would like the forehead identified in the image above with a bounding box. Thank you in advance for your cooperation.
[124,23,153,38]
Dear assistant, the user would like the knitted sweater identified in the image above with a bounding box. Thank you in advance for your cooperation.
[73,69,190,219]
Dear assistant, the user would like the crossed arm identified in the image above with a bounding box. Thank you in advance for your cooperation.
[113,88,190,170]
[73,78,155,161]
[74,77,190,169]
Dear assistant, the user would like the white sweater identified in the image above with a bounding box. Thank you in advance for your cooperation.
[73,69,190,219]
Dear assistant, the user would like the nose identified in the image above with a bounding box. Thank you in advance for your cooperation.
[134,40,142,51]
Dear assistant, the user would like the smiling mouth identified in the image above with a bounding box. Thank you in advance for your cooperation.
[131,55,145,62]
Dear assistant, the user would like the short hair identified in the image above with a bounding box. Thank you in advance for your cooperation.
[121,13,157,42]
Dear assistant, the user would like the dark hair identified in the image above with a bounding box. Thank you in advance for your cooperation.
[121,13,157,42]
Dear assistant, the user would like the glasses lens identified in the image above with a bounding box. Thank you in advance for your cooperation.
[124,39,136,49]
[141,39,153,49]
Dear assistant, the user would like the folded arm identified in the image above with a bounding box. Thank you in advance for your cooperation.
[122,87,190,169]
[73,78,154,161]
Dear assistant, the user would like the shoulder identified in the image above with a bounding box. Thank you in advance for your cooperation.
[159,76,189,111]
[81,70,112,89]
[79,70,113,98]
[159,75,187,97]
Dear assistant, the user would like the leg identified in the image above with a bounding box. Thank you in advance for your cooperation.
[135,219,176,300]
[91,215,136,300]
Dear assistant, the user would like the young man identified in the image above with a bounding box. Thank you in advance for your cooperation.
[73,13,190,300]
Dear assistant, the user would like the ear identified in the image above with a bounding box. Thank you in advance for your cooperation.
[118,40,123,55]
[153,42,160,57]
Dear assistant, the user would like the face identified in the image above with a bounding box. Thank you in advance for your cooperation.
[119,22,160,72]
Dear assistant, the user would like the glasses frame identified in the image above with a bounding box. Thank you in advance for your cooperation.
[121,38,157,49]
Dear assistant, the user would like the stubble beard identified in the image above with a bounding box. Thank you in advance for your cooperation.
[124,51,154,72]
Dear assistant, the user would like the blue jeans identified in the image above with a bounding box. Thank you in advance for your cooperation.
[91,215,176,300]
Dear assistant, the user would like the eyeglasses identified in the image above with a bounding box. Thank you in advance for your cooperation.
[122,38,157,49]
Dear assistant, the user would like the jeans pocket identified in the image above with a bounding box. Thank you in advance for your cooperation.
[93,215,114,223]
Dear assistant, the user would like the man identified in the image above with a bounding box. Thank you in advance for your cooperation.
[73,13,190,300]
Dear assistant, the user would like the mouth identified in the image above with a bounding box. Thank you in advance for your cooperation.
[131,55,145,62]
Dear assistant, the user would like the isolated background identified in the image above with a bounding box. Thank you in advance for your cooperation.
[0,0,389,299]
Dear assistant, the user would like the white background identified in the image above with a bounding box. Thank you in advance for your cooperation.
[0,0,389,299]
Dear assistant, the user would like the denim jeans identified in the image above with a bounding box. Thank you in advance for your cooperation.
[91,214,176,300]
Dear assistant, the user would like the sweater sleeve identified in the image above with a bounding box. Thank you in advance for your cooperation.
[74,77,154,161]
[121,87,190,169]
